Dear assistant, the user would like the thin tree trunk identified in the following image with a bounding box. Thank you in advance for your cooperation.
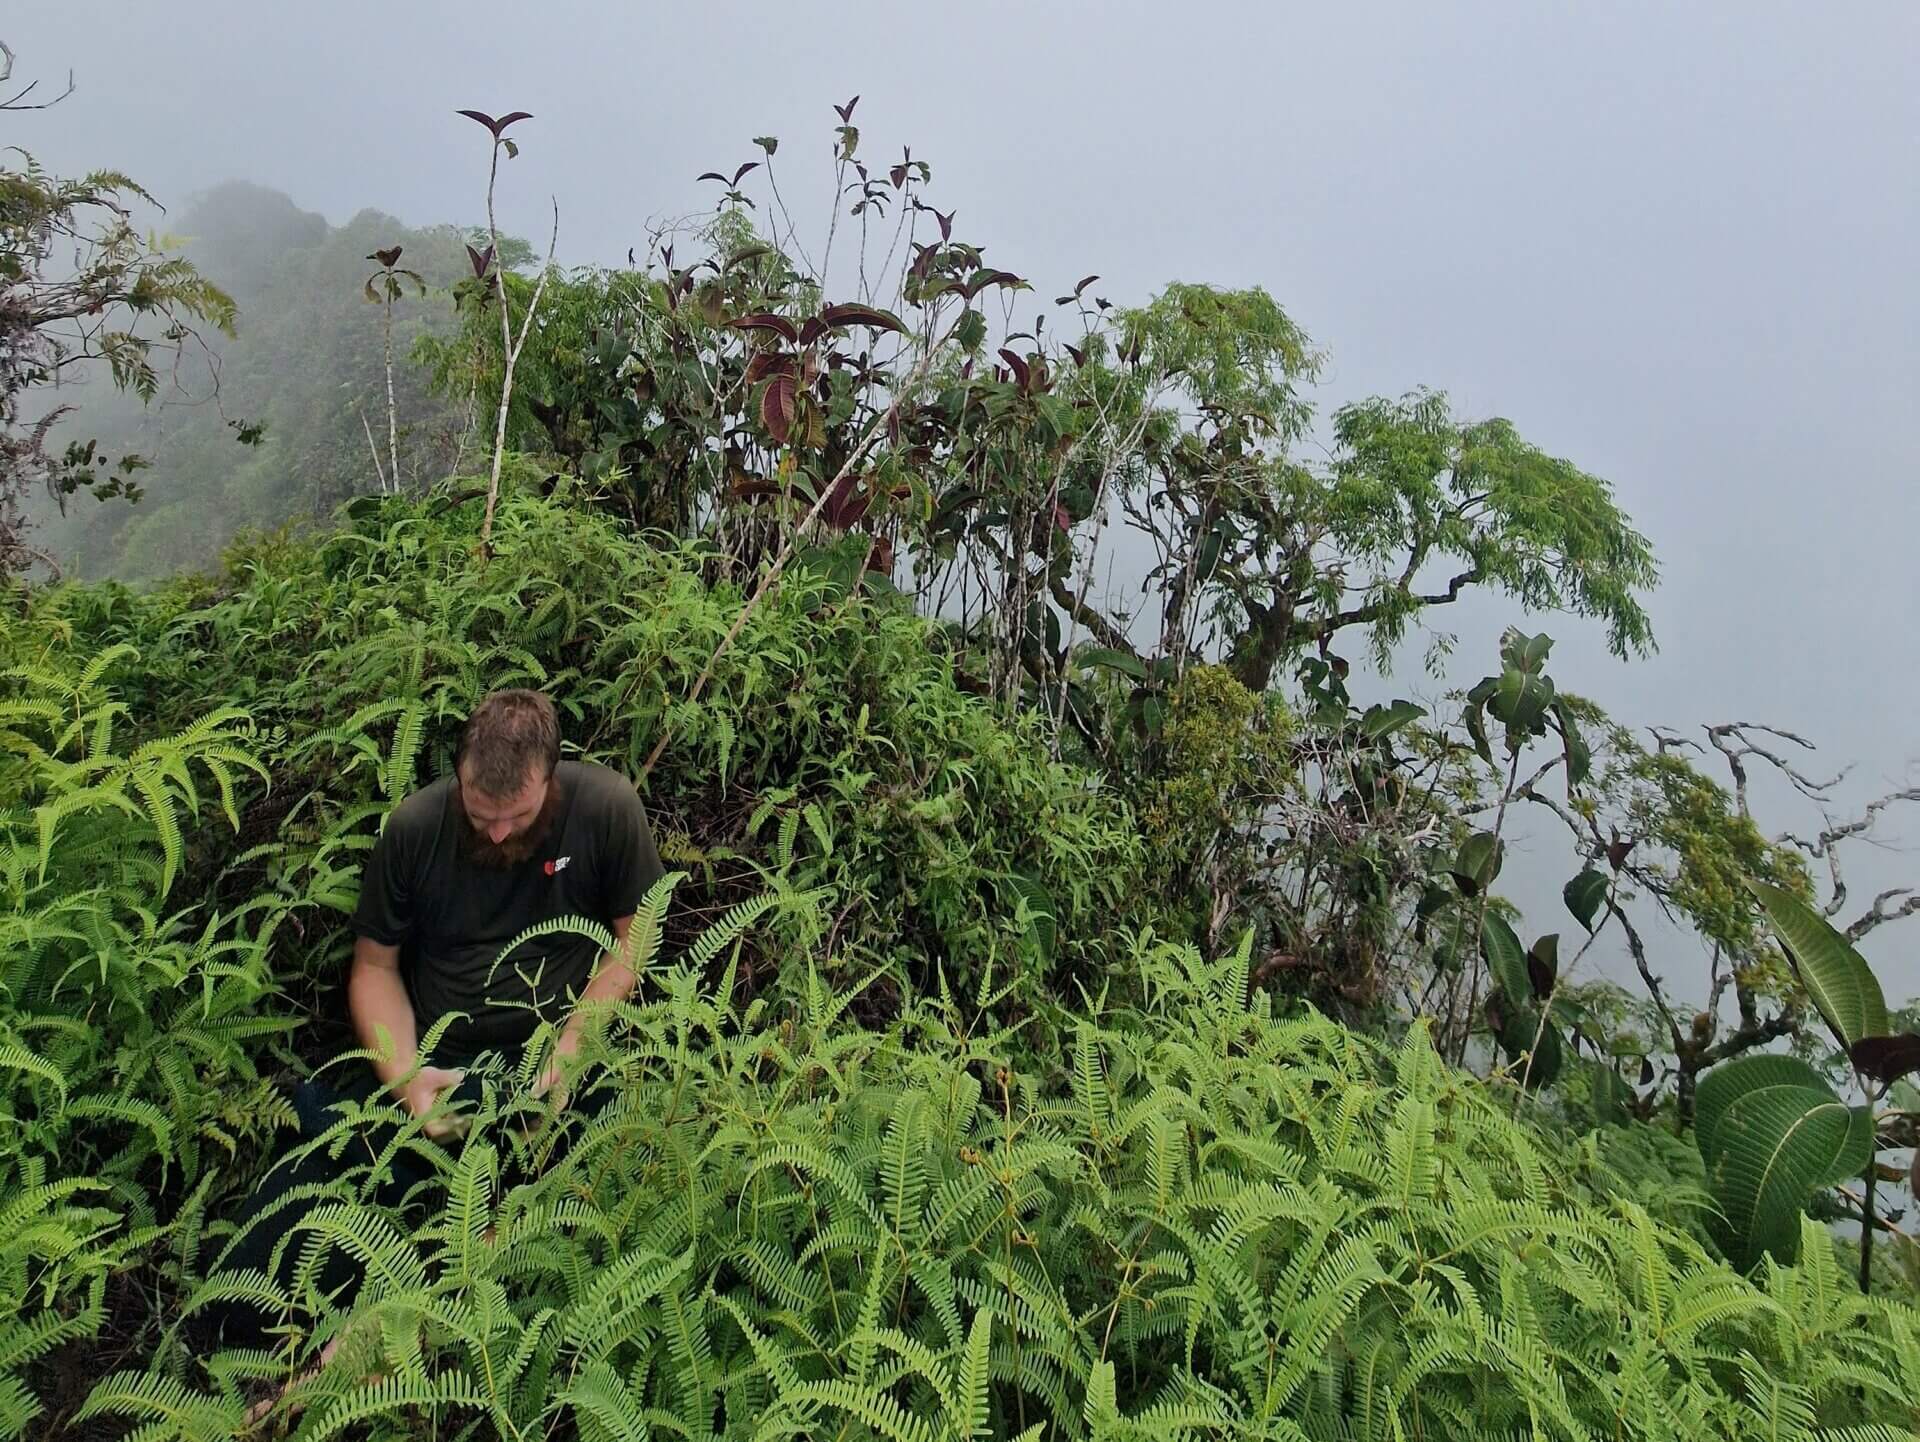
[360,407,388,493]
[482,194,559,548]
[383,301,400,491]
[1860,1126,1878,1293]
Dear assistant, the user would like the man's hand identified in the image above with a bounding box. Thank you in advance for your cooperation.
[532,1060,569,1115]
[403,1065,468,1142]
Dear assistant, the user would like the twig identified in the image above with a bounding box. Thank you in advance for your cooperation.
[358,406,388,494]
[0,540,63,581]
[482,197,560,548]
[0,42,76,111]
[1851,889,1920,942]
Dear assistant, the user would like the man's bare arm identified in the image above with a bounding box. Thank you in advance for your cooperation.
[349,936,464,1135]
[347,935,417,1094]
[538,914,638,1100]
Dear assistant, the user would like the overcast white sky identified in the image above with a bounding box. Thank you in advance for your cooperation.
[9,1,1917,998]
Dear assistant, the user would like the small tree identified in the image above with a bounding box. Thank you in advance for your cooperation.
[362,244,424,493]
[0,46,253,577]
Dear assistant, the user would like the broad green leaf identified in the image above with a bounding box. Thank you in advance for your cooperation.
[1526,933,1559,999]
[1007,872,1056,961]
[1073,646,1147,681]
[1524,1018,1563,1089]
[1748,879,1888,1046]
[1552,698,1591,787]
[1694,1052,1837,1167]
[1489,666,1555,733]
[1492,997,1562,1089]
[954,308,987,351]
[1480,911,1529,1005]
[1502,629,1554,672]
[1451,832,1503,896]
[1358,699,1426,741]
[1464,700,1494,764]
[1704,1072,1873,1267]
[1564,868,1608,933]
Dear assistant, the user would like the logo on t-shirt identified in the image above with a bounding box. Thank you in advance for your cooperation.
[543,856,572,876]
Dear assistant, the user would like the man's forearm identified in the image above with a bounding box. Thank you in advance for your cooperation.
[553,948,638,1060]
[348,940,419,1094]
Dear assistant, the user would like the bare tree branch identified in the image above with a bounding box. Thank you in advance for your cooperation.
[1851,888,1920,942]
[1701,721,1919,928]
[0,41,76,111]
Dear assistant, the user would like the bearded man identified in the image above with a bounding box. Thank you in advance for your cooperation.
[351,688,664,1128]
[207,689,663,1352]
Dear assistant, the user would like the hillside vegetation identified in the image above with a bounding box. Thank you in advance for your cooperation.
[24,183,474,578]
[5,93,1920,1441]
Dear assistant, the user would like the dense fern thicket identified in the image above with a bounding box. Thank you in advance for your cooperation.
[2,489,1917,1438]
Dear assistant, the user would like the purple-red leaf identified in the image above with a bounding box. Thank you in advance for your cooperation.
[731,161,760,186]
[1065,343,1087,368]
[998,349,1032,391]
[457,108,532,137]
[1074,274,1100,297]
[696,171,730,184]
[369,246,403,268]
[834,94,861,122]
[744,352,797,385]
[820,303,910,336]
[465,244,495,278]
[728,313,800,344]
[963,269,1025,300]
[820,473,873,530]
[798,316,828,348]
[1852,1034,1920,1085]
[761,374,797,445]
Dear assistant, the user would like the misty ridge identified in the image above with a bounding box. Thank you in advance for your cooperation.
[6,16,1920,1441]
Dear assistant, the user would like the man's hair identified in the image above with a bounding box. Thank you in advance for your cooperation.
[458,690,560,798]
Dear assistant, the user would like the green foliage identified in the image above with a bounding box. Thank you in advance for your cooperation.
[10,94,1919,1431]
[1325,394,1658,665]
[1122,664,1293,929]
[0,648,298,1435]
[1693,889,1920,1281]
[60,931,1920,1441]
[1747,882,1890,1048]
[1696,1054,1874,1268]
[1,149,243,575]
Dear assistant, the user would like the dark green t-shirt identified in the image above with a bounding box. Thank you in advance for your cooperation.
[352,759,665,1063]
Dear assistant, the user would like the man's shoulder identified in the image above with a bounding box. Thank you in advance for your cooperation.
[559,759,644,815]
[388,775,454,836]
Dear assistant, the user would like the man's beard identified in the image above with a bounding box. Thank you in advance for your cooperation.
[456,777,565,870]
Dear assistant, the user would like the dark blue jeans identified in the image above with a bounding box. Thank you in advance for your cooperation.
[203,1057,604,1349]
